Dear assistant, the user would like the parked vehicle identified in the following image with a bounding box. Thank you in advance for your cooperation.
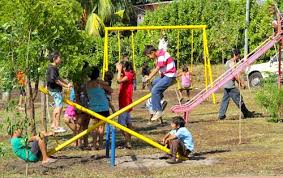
[245,52,283,87]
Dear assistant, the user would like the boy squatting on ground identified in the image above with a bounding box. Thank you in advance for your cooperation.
[161,116,194,164]
[9,126,56,165]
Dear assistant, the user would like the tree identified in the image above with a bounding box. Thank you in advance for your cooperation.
[0,0,98,134]
[83,0,136,36]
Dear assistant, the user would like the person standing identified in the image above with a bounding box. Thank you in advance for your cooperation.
[218,49,254,120]
[46,51,72,132]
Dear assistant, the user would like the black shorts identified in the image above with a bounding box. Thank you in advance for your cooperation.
[19,86,26,96]
[31,141,41,158]
[91,110,110,122]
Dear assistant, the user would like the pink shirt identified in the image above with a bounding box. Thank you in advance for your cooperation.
[181,72,191,87]
[156,49,177,77]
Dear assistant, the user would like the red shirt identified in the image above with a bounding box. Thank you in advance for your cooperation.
[119,71,134,111]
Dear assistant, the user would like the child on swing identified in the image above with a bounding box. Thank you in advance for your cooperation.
[177,66,194,102]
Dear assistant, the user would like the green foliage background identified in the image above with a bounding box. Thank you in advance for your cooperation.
[0,0,282,90]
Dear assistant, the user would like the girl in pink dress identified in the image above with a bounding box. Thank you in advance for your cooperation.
[177,66,194,102]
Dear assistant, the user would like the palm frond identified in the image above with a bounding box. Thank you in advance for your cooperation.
[85,13,104,36]
[114,10,125,18]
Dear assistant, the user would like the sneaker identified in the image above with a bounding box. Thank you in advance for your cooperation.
[244,111,255,119]
[218,115,226,120]
[166,158,181,164]
[161,100,168,111]
[42,158,57,165]
[125,142,132,149]
[151,111,163,121]
[53,127,67,133]
[159,154,171,160]
[149,109,156,115]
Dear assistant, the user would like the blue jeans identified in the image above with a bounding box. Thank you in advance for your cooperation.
[219,88,250,118]
[151,76,175,111]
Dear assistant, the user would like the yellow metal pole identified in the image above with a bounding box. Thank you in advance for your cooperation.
[118,31,121,62]
[105,25,208,31]
[131,31,136,72]
[203,30,208,90]
[103,29,109,79]
[39,87,172,156]
[177,31,181,90]
[190,30,194,73]
[203,29,216,104]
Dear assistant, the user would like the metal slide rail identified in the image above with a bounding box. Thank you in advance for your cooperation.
[171,34,282,114]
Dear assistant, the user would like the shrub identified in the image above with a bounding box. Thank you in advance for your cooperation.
[256,75,283,122]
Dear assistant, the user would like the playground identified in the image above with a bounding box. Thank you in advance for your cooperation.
[2,81,283,177]
[0,0,283,177]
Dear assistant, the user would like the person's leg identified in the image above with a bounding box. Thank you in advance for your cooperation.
[51,92,63,129]
[151,76,174,112]
[64,116,76,132]
[81,114,90,147]
[125,113,133,148]
[167,139,179,163]
[186,89,190,99]
[218,89,231,119]
[229,88,253,118]
[30,136,56,164]
[118,113,128,148]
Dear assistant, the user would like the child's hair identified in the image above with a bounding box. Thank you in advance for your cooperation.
[144,45,157,55]
[7,123,20,136]
[88,66,100,80]
[104,71,114,82]
[182,66,189,72]
[48,51,61,62]
[172,116,185,127]
[121,61,133,72]
[232,49,240,57]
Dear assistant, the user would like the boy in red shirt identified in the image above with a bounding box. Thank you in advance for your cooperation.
[116,61,134,149]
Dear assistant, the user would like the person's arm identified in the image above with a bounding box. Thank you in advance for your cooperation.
[145,66,160,82]
[164,134,177,144]
[55,79,70,88]
[98,79,113,94]
[230,60,245,88]
[176,71,183,78]
[116,63,129,84]
[161,132,170,144]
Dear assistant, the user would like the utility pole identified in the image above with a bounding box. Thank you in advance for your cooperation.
[244,0,250,57]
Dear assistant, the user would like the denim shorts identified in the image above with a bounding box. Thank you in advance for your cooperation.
[50,91,63,107]
[118,112,132,126]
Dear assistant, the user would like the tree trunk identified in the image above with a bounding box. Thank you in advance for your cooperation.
[26,77,36,135]
[40,81,47,132]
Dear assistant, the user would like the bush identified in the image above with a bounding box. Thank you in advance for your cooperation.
[256,76,283,122]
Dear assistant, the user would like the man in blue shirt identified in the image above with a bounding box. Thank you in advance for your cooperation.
[162,116,194,164]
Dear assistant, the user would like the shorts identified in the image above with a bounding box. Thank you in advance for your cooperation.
[19,86,26,96]
[118,112,132,126]
[91,110,110,123]
[64,105,76,118]
[31,140,41,158]
[50,91,63,108]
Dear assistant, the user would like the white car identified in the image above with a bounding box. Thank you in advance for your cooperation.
[245,53,283,87]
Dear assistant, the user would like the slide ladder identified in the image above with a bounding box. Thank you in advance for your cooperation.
[171,34,283,121]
